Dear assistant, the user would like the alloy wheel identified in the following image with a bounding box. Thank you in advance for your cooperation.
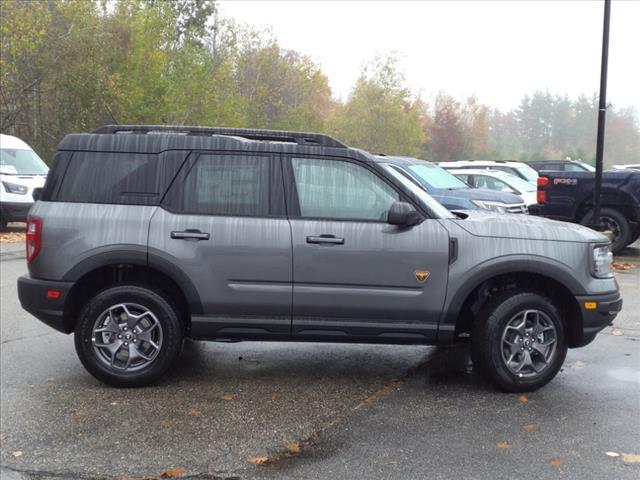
[500,309,558,378]
[91,303,163,371]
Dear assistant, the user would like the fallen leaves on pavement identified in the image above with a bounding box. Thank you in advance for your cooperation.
[571,360,586,369]
[612,329,623,336]
[517,394,529,404]
[286,442,301,454]
[547,458,561,467]
[496,441,510,449]
[605,451,620,457]
[612,262,639,271]
[11,451,23,457]
[160,467,185,478]
[221,393,236,401]
[523,424,539,432]
[622,453,640,465]
[159,420,171,429]
[186,408,201,417]
[247,455,270,465]
[0,232,25,243]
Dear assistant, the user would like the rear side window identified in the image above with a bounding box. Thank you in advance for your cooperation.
[164,154,271,216]
[56,151,185,205]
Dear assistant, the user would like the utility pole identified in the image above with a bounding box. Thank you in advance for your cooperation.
[592,0,610,227]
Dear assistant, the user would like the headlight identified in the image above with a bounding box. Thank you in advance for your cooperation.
[592,245,613,278]
[471,200,508,213]
[2,181,28,195]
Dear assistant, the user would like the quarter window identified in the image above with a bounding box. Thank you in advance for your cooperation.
[291,158,399,221]
[57,152,161,204]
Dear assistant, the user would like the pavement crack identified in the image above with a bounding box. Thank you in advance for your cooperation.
[246,348,447,470]
[1,331,57,345]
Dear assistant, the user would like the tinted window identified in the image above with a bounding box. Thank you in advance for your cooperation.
[473,175,517,193]
[168,154,270,216]
[565,163,589,172]
[57,152,172,204]
[292,158,399,221]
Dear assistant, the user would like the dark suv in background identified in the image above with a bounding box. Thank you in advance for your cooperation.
[18,126,621,392]
[527,159,595,173]
[376,156,528,214]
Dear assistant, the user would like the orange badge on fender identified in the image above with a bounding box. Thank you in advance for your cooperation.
[415,271,430,283]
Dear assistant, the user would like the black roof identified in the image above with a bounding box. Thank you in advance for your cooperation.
[57,125,364,159]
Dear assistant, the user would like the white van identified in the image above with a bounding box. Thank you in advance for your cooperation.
[0,134,48,228]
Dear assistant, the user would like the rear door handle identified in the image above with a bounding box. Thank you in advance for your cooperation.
[171,229,210,241]
[306,235,344,245]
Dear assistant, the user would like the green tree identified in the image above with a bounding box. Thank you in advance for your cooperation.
[329,56,425,156]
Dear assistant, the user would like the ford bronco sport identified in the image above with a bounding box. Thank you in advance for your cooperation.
[18,125,622,391]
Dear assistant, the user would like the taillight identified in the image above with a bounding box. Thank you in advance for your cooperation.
[537,176,548,204]
[26,216,42,263]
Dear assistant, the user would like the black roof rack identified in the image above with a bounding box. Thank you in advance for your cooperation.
[92,125,348,149]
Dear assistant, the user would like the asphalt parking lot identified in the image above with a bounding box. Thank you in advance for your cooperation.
[1,234,639,480]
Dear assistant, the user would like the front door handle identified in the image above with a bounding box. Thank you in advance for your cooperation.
[306,235,344,245]
[171,229,210,241]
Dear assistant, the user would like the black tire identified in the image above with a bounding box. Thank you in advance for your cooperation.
[471,291,567,392]
[580,207,632,254]
[74,285,183,387]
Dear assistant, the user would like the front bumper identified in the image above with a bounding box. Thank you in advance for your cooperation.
[17,274,74,333]
[574,290,623,347]
[0,201,33,223]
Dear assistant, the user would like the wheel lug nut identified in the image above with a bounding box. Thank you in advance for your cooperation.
[124,342,128,346]
[133,339,137,343]
[118,335,122,339]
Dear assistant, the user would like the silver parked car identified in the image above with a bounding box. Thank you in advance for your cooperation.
[18,125,622,391]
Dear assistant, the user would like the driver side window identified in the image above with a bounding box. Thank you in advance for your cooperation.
[292,158,399,221]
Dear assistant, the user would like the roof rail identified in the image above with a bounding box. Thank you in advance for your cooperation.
[92,125,348,148]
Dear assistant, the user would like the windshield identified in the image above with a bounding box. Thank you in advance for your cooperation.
[500,173,536,192]
[407,164,469,190]
[514,164,539,182]
[383,165,455,219]
[579,163,596,172]
[0,148,48,175]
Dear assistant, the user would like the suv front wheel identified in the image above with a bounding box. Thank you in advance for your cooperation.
[74,285,183,387]
[471,291,567,392]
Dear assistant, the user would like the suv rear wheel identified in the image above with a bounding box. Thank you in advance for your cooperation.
[74,285,183,387]
[471,291,567,392]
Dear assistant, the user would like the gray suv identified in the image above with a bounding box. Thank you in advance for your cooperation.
[18,125,622,391]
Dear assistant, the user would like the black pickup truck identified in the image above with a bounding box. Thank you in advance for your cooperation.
[530,170,640,253]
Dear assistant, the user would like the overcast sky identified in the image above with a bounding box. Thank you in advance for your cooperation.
[219,0,640,112]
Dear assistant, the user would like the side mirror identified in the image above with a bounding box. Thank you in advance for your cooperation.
[32,187,43,202]
[387,201,421,227]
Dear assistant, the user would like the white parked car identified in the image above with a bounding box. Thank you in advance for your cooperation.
[0,134,49,228]
[438,160,539,184]
[611,164,640,171]
[447,168,538,206]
